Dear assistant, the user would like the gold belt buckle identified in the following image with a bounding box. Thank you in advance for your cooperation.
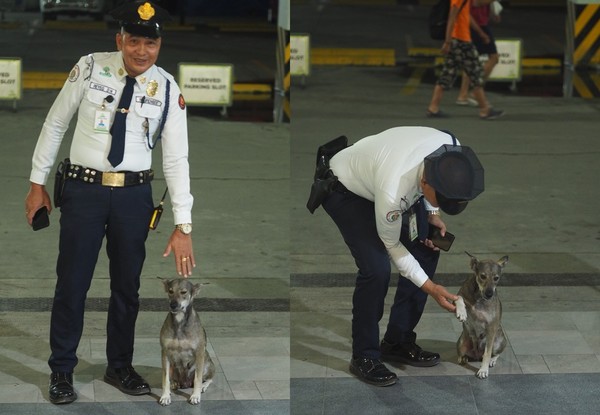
[101,172,125,187]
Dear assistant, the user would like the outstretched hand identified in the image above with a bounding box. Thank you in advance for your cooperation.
[421,279,458,312]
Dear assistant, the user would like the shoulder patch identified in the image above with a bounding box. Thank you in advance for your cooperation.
[178,93,186,110]
[68,64,80,82]
[386,210,402,223]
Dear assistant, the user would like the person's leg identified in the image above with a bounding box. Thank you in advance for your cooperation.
[49,181,109,373]
[428,40,460,114]
[323,189,397,385]
[103,184,153,395]
[105,184,153,368]
[385,235,440,344]
[49,180,110,404]
[457,71,471,102]
[460,42,492,116]
[323,190,390,360]
[381,206,441,367]
[478,26,499,79]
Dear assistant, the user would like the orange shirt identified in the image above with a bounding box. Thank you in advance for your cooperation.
[452,0,471,42]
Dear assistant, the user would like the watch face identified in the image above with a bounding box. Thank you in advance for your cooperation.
[180,223,192,234]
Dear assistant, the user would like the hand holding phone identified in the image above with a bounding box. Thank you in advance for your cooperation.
[428,226,455,252]
[32,206,50,231]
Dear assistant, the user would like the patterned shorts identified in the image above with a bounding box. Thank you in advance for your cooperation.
[437,39,484,90]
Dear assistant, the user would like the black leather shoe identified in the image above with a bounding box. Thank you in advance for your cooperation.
[49,372,77,404]
[380,340,440,367]
[349,357,397,386]
[104,366,151,395]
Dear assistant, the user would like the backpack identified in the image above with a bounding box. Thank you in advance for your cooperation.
[428,0,467,41]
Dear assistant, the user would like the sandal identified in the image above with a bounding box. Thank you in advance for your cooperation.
[480,108,504,120]
[426,110,448,118]
[456,98,478,107]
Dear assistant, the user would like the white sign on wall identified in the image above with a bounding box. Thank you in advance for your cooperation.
[291,34,311,76]
[178,63,233,107]
[488,39,522,81]
[0,58,22,100]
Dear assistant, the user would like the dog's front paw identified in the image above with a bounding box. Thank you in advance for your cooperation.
[189,393,201,405]
[159,393,172,406]
[455,296,467,322]
[476,368,489,379]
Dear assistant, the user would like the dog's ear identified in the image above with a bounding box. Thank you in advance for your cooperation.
[465,251,478,271]
[497,256,509,268]
[162,279,171,292]
[191,283,201,298]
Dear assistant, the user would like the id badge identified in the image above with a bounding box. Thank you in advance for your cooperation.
[94,110,111,133]
[409,212,418,241]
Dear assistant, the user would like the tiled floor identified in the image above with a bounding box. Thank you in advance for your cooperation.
[290,277,600,414]
[0,309,290,406]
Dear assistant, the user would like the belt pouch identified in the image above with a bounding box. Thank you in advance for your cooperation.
[306,173,339,214]
[53,158,70,208]
[307,136,349,213]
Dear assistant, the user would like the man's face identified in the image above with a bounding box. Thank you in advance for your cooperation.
[116,31,161,77]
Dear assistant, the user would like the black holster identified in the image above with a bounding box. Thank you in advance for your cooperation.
[53,158,70,208]
[306,136,348,214]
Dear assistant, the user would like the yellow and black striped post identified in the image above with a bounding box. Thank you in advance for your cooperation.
[274,0,290,123]
[572,2,600,67]
[283,30,291,122]
[564,0,600,97]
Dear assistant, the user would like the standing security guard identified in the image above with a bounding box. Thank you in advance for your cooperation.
[309,126,484,386]
[24,1,195,404]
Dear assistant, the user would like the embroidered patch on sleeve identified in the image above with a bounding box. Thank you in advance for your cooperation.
[68,65,80,82]
[178,94,186,110]
[386,210,401,223]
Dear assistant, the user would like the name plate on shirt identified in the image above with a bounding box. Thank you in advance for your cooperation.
[0,57,22,100]
[178,63,233,107]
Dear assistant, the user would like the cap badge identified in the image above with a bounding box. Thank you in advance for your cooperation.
[147,80,158,96]
[137,2,155,21]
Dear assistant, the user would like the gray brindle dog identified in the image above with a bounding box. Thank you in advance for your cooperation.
[455,252,509,379]
[159,278,215,405]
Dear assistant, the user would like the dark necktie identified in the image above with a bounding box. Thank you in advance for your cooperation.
[108,76,136,167]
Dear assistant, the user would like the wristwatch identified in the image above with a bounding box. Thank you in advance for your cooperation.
[175,223,192,235]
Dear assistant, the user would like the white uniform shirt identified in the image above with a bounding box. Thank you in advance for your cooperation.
[329,126,459,287]
[30,51,193,224]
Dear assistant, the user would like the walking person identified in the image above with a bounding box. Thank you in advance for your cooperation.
[24,1,195,404]
[457,0,502,106]
[427,0,504,120]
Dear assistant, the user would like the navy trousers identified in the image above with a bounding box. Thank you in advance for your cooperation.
[49,180,153,373]
[322,188,439,360]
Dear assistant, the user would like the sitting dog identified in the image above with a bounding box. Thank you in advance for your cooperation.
[455,252,508,379]
[159,278,215,406]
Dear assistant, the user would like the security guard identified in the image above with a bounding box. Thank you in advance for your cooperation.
[24,1,194,404]
[312,126,484,386]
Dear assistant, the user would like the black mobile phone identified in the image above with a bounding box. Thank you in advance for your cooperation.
[32,206,50,231]
[428,226,455,252]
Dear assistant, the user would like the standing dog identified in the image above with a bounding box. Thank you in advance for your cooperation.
[159,278,215,406]
[455,252,508,379]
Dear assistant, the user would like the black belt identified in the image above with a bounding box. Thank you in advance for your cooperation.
[66,164,153,187]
